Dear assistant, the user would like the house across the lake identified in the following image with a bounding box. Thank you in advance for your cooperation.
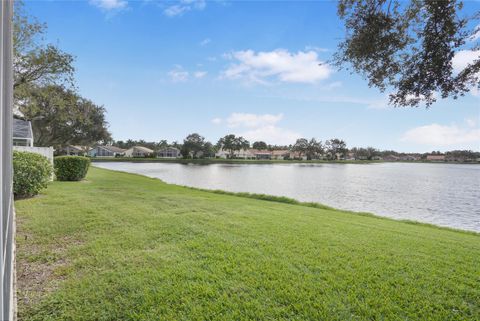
[13,118,33,147]
[61,145,88,156]
[88,145,126,157]
[426,154,445,162]
[125,146,154,158]
[216,148,253,159]
[157,147,181,158]
[271,150,290,160]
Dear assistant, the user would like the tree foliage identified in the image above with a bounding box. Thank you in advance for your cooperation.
[182,133,207,158]
[336,0,479,107]
[325,138,348,160]
[13,1,75,93]
[17,85,111,147]
[252,141,268,150]
[217,134,250,158]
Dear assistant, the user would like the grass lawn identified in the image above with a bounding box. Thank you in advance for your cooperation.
[15,167,480,321]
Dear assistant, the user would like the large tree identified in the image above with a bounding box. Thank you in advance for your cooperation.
[217,134,250,158]
[17,85,111,147]
[325,138,348,160]
[182,133,207,158]
[306,138,323,160]
[293,138,309,158]
[336,0,479,107]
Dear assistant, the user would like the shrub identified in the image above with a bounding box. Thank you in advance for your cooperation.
[13,151,53,198]
[54,156,91,181]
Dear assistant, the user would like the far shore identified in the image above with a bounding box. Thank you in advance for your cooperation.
[89,157,479,165]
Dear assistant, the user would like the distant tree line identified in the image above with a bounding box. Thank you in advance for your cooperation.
[112,133,479,162]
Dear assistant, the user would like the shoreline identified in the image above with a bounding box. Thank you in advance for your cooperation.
[90,157,480,165]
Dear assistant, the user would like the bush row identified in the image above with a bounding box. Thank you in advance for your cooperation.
[13,152,91,198]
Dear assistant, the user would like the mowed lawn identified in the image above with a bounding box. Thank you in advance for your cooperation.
[15,167,480,321]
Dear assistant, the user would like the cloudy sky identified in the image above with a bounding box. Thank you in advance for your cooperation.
[25,0,480,152]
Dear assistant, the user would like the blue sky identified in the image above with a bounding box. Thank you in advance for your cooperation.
[25,0,480,152]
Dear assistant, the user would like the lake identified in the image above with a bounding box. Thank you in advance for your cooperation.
[94,162,480,232]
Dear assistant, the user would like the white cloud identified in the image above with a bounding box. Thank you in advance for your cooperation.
[89,0,127,10]
[168,66,189,82]
[211,118,222,125]
[241,125,302,145]
[164,0,206,17]
[452,49,480,73]
[222,49,332,84]
[215,112,301,145]
[194,71,207,78]
[401,122,480,147]
[200,38,211,46]
[226,113,284,128]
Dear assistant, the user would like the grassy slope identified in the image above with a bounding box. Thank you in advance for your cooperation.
[15,167,480,321]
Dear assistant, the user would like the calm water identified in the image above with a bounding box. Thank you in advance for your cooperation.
[95,162,480,232]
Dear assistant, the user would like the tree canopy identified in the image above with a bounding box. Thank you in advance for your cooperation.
[17,85,111,147]
[217,134,250,158]
[335,0,479,107]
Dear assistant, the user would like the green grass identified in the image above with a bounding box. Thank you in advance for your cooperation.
[15,167,480,321]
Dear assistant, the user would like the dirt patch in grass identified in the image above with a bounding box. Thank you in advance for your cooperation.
[16,224,82,317]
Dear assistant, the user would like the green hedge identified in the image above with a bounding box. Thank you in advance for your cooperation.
[54,156,91,181]
[13,151,53,198]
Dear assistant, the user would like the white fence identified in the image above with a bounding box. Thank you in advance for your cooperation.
[13,146,54,165]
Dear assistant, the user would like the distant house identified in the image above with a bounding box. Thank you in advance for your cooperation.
[61,145,88,156]
[426,154,445,162]
[271,150,289,160]
[13,118,33,147]
[400,155,419,161]
[215,148,254,159]
[289,151,307,160]
[157,147,181,158]
[88,145,125,157]
[251,149,272,160]
[384,155,399,161]
[125,146,154,158]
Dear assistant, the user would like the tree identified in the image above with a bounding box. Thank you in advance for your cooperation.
[306,138,323,160]
[252,141,268,150]
[217,134,250,158]
[202,142,216,158]
[335,0,480,107]
[325,138,347,160]
[350,146,379,160]
[17,85,111,147]
[13,1,75,95]
[293,138,309,158]
[182,133,206,158]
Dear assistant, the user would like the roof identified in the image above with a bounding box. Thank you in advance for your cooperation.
[130,146,154,153]
[249,149,272,155]
[97,145,125,153]
[13,118,33,140]
[67,145,87,151]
